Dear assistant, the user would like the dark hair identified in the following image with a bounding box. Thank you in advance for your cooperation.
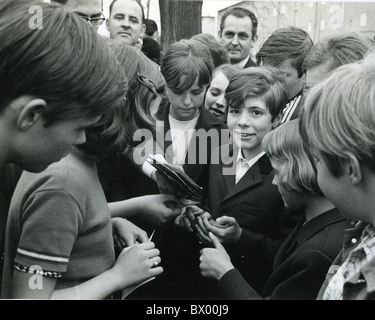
[109,0,145,23]
[0,0,127,128]
[161,39,213,92]
[220,7,258,39]
[256,26,313,77]
[225,66,288,121]
[145,18,158,36]
[190,33,230,69]
[302,31,373,72]
[141,37,161,65]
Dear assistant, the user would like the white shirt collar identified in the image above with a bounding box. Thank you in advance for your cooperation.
[232,55,250,69]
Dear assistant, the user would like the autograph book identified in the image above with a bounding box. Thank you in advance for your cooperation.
[145,154,203,206]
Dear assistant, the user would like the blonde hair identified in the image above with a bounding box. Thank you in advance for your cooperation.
[262,119,320,194]
[300,57,375,177]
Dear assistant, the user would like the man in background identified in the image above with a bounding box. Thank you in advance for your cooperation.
[106,0,146,46]
[51,0,105,32]
[218,7,258,69]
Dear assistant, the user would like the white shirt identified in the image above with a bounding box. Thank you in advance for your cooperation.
[235,149,265,184]
[232,55,251,69]
[168,113,200,165]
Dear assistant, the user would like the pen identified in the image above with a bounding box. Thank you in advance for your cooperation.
[134,229,155,244]
[149,230,155,242]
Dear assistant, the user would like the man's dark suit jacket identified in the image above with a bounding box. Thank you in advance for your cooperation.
[216,209,351,300]
[243,56,258,69]
[207,146,301,293]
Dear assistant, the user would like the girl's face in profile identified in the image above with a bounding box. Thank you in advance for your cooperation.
[167,77,207,121]
[270,158,307,210]
[204,71,230,122]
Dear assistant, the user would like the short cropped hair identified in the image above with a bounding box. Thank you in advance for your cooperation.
[302,31,373,72]
[145,18,158,36]
[225,66,289,121]
[190,33,230,69]
[0,0,127,127]
[262,119,321,195]
[161,39,213,92]
[220,7,258,39]
[109,0,145,22]
[256,26,314,77]
[300,57,375,177]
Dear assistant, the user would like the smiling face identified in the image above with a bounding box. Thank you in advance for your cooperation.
[219,15,254,64]
[227,97,277,160]
[106,0,145,46]
[204,71,230,122]
[167,78,207,121]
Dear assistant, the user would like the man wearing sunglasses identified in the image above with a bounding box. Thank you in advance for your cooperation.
[51,0,105,32]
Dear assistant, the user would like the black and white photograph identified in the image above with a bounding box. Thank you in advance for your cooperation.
[1,0,375,311]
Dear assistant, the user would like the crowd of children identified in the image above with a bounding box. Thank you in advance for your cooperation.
[1,0,375,300]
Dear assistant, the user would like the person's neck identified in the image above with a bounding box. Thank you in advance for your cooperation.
[241,146,262,161]
[231,56,249,68]
[304,195,336,222]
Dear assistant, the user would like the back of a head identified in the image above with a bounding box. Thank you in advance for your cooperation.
[161,39,214,91]
[0,0,127,125]
[145,18,158,36]
[262,119,321,195]
[225,66,289,120]
[256,26,314,77]
[300,58,375,176]
[141,37,161,65]
[220,7,258,39]
[302,31,373,72]
[190,33,230,68]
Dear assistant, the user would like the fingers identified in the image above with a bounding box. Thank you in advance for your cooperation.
[135,231,149,243]
[216,216,236,226]
[209,232,223,250]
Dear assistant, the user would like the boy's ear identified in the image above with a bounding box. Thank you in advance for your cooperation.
[343,152,362,185]
[17,98,47,130]
[271,113,282,129]
[140,23,146,38]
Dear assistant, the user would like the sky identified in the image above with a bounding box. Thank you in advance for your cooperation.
[102,0,242,23]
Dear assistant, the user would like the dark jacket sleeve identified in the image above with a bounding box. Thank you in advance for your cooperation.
[265,250,334,300]
[217,268,263,300]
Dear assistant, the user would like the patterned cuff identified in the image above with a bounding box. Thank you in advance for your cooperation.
[14,263,62,278]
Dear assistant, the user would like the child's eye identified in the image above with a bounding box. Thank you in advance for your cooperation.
[229,109,239,114]
[251,110,262,116]
[192,90,203,96]
[210,89,221,97]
